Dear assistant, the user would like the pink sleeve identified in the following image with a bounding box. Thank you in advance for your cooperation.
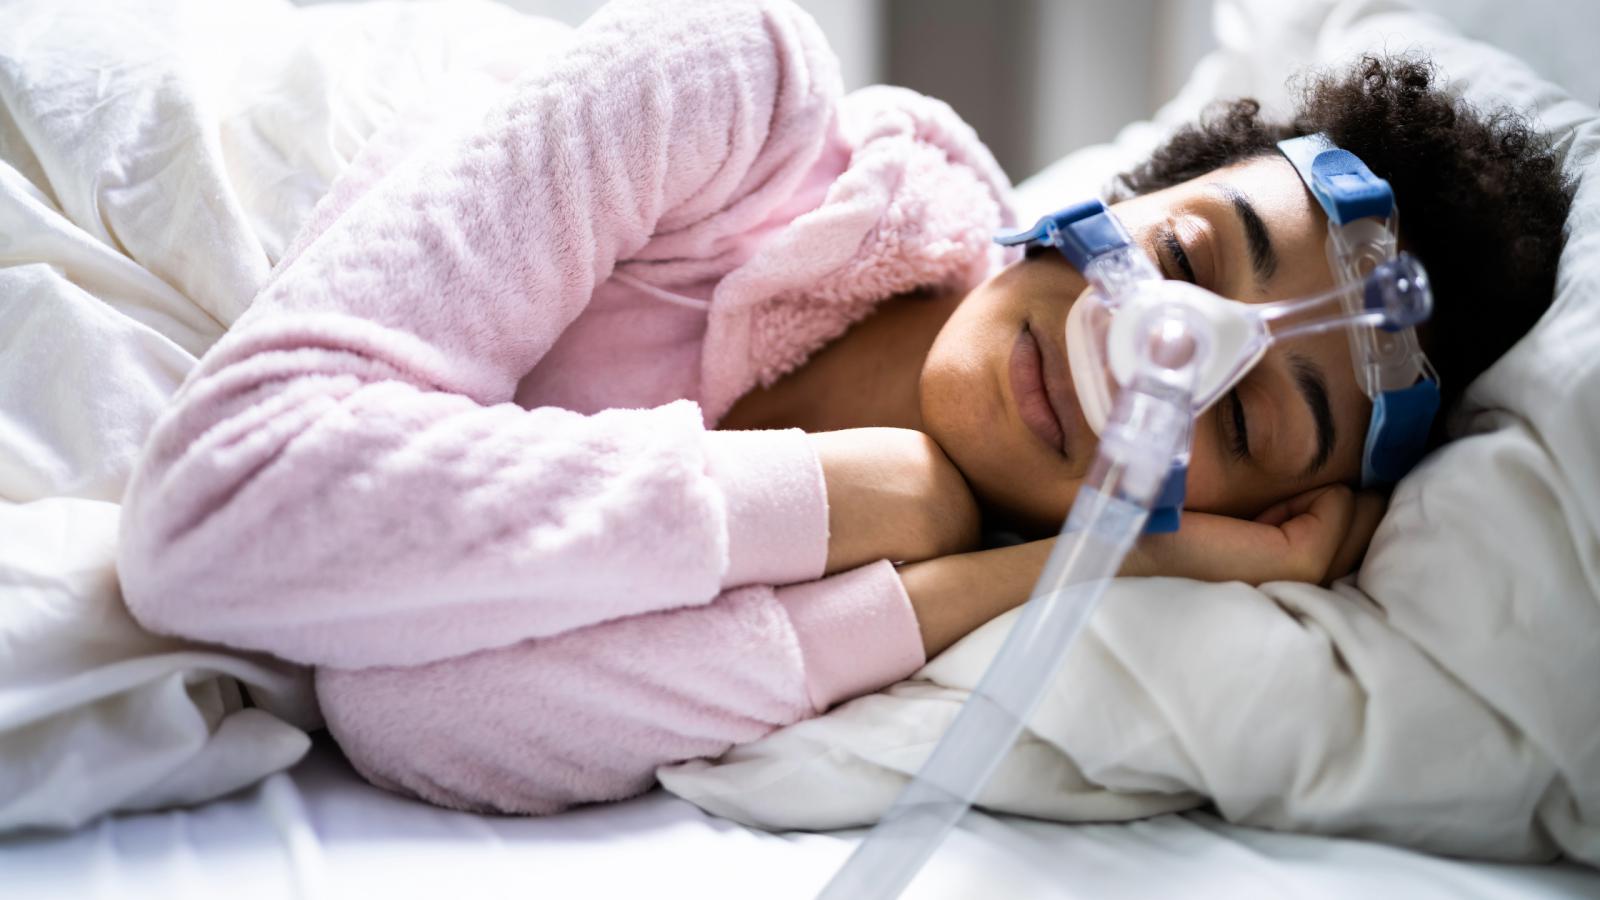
[315,559,927,815]
[771,558,926,711]
[701,427,830,590]
[116,0,842,669]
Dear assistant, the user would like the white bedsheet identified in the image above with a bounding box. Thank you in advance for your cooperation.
[4,736,1598,900]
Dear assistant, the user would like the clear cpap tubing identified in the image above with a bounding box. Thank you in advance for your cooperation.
[816,306,1203,900]
[813,482,1147,900]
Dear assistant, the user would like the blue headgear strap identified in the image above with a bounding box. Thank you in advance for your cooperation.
[996,201,1187,533]
[1276,135,1393,225]
[1364,384,1439,484]
[1277,134,1441,487]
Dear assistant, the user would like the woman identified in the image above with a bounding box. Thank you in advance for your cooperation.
[116,0,1571,815]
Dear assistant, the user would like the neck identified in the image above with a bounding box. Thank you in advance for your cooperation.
[719,288,963,433]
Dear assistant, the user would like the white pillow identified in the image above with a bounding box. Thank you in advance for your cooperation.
[659,0,1600,866]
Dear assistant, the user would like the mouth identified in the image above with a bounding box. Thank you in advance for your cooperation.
[1033,317,1088,456]
[1009,323,1069,458]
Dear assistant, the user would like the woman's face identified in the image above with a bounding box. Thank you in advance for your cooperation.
[920,156,1372,536]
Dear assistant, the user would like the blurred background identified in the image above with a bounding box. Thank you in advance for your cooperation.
[509,0,1217,180]
[290,0,1218,182]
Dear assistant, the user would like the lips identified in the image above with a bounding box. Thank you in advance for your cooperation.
[1008,320,1085,460]
[1009,325,1068,456]
[1032,319,1086,456]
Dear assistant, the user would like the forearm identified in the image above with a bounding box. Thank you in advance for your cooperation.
[896,532,1181,661]
[897,540,1054,659]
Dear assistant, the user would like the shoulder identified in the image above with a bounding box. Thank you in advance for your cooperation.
[696,82,1018,421]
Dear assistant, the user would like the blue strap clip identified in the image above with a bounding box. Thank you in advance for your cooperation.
[1145,463,1188,534]
[1280,134,1439,487]
[994,199,1132,269]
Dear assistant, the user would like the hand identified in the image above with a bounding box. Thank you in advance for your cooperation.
[895,484,1389,660]
[1123,484,1389,586]
[808,428,982,577]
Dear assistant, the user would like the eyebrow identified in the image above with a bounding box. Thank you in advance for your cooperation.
[1213,184,1277,283]
[1289,352,1335,476]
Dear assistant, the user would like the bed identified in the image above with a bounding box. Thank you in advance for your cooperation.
[2,0,1596,895]
[3,733,1597,899]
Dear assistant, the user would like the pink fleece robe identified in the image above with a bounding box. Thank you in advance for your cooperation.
[116,0,1014,815]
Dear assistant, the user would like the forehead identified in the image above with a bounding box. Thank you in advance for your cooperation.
[1191,155,1336,298]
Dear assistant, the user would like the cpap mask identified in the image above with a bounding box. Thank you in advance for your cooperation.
[991,132,1438,530]
[818,135,1439,900]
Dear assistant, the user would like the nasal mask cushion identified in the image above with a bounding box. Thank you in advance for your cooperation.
[1069,277,1265,434]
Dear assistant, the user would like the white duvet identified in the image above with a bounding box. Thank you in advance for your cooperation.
[0,0,573,829]
[0,0,1595,868]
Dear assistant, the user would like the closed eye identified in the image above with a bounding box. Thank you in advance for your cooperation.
[1225,388,1250,460]
[1160,227,1196,284]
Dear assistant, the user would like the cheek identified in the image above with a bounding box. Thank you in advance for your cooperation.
[918,280,1087,536]
[1182,425,1235,514]
[917,291,1009,459]
[1182,413,1281,519]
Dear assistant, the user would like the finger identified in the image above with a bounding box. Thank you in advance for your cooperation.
[1252,484,1338,527]
[1253,497,1296,527]
[1277,484,1355,583]
[1325,489,1389,583]
[1128,510,1295,583]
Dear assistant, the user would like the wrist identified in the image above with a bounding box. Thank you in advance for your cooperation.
[811,428,976,576]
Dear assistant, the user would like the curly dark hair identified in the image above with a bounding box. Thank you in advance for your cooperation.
[1115,54,1575,447]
